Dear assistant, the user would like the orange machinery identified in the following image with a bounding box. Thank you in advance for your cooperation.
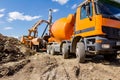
[47,0,120,63]
[49,14,75,42]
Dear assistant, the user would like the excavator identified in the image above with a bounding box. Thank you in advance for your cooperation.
[21,9,53,51]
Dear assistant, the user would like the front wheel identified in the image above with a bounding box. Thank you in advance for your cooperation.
[31,45,35,50]
[35,45,39,52]
[76,42,86,63]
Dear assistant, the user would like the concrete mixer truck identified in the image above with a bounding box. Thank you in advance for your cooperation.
[47,0,120,63]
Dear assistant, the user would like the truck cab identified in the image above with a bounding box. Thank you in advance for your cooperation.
[73,0,120,62]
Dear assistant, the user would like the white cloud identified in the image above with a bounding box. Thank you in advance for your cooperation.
[0,9,5,12]
[3,27,13,30]
[0,9,5,18]
[52,0,69,5]
[0,14,4,18]
[52,9,59,13]
[71,4,77,10]
[8,11,41,22]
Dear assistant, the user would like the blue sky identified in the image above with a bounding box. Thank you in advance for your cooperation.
[0,0,83,38]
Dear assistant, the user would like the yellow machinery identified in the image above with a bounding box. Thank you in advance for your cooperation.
[21,9,52,51]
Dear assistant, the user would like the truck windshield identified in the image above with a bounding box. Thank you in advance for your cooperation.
[96,0,120,20]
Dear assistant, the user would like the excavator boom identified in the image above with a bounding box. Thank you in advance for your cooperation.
[28,20,50,38]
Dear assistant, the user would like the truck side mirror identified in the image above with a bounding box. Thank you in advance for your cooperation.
[86,3,92,20]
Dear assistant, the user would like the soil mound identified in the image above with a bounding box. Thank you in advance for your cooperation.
[0,33,35,78]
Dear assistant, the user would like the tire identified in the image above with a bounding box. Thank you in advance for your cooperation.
[47,45,51,54]
[76,42,86,63]
[104,53,117,61]
[35,45,39,52]
[50,46,55,55]
[62,44,69,59]
[31,45,35,50]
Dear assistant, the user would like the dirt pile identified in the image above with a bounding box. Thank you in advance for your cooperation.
[0,33,35,78]
[0,33,35,64]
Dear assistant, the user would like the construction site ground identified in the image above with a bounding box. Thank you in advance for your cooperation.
[0,34,120,80]
[0,53,120,80]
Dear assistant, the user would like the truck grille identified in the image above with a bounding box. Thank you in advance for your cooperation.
[102,26,120,40]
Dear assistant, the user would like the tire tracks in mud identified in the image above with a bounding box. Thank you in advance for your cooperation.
[40,55,73,80]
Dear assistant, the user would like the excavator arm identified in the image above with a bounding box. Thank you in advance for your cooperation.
[28,20,50,38]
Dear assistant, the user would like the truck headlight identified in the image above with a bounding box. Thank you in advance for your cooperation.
[102,44,110,49]
[116,41,120,46]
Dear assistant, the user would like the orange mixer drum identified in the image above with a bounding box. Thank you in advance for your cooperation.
[50,14,75,42]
